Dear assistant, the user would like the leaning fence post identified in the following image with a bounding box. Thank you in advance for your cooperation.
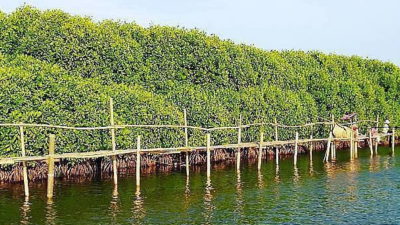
[47,134,55,199]
[110,98,118,186]
[258,132,264,170]
[20,125,29,197]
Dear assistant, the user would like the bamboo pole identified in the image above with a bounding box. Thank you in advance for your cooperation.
[310,134,313,162]
[392,127,395,153]
[258,132,263,170]
[275,118,279,165]
[294,132,298,165]
[376,115,379,133]
[19,125,29,197]
[206,133,211,178]
[237,114,242,171]
[331,115,336,161]
[350,130,354,160]
[184,109,189,176]
[47,134,55,199]
[136,136,141,187]
[110,98,118,186]
[324,132,332,162]
[369,129,373,155]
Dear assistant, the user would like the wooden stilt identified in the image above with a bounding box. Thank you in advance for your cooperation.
[110,98,118,186]
[294,132,298,165]
[136,136,141,187]
[20,125,29,197]
[310,134,313,162]
[237,115,242,171]
[206,133,211,178]
[350,130,354,160]
[324,132,332,162]
[47,134,55,199]
[258,132,263,170]
[392,127,395,153]
[275,118,279,165]
[375,136,378,155]
[184,109,189,176]
[369,129,373,155]
[354,140,358,158]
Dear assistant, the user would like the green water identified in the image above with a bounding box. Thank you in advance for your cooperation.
[1,147,400,224]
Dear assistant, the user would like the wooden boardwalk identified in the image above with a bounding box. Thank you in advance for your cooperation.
[0,98,397,200]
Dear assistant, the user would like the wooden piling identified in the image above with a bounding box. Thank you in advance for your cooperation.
[350,130,354,160]
[275,118,279,165]
[184,109,189,176]
[20,125,29,197]
[258,132,263,170]
[369,129,373,155]
[237,115,242,171]
[136,136,141,187]
[47,134,55,199]
[110,98,118,186]
[294,132,298,165]
[324,132,332,162]
[206,133,211,178]
[309,134,313,162]
[392,127,395,153]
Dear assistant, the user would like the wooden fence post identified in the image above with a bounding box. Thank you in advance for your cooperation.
[110,98,118,186]
[294,132,298,165]
[184,109,189,176]
[47,134,55,199]
[350,130,354,160]
[369,129,373,155]
[392,127,395,153]
[20,125,29,197]
[274,118,279,165]
[19,126,29,197]
[324,132,332,162]
[206,133,211,178]
[310,125,314,162]
[237,114,242,171]
[258,132,264,170]
[136,136,141,187]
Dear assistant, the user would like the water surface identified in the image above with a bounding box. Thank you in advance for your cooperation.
[1,147,400,224]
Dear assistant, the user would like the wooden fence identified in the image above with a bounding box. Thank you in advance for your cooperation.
[0,98,396,199]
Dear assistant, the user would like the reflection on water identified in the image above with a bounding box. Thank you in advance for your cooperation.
[109,185,120,222]
[20,197,30,225]
[234,171,244,223]
[309,160,315,177]
[275,165,280,183]
[132,186,145,223]
[203,177,214,225]
[46,198,56,225]
[2,147,400,224]
[293,166,300,185]
[257,170,265,189]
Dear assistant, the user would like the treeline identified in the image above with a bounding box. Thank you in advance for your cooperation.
[0,6,399,157]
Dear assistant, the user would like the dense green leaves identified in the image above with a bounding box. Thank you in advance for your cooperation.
[0,6,399,157]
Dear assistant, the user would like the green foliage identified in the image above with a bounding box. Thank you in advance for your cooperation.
[0,6,400,157]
